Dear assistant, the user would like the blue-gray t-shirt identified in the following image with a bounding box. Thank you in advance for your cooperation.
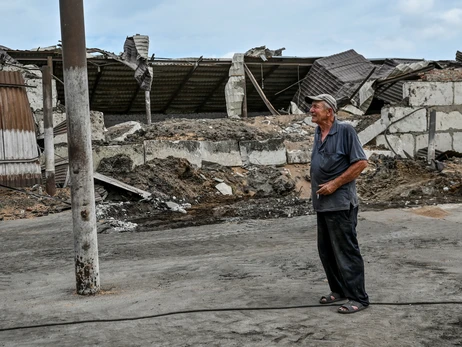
[310,119,367,212]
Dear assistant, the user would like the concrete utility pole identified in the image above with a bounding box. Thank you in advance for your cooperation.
[42,64,56,196]
[145,90,151,125]
[428,109,436,165]
[59,0,100,295]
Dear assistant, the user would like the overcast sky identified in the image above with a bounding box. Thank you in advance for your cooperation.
[2,0,462,61]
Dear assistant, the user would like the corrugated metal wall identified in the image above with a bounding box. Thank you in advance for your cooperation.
[0,71,41,187]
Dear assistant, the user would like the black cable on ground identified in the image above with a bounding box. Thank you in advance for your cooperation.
[1,301,462,332]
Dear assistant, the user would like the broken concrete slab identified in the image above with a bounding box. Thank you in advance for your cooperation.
[285,141,312,164]
[358,118,388,145]
[286,149,311,164]
[105,121,142,142]
[200,140,243,167]
[239,138,286,166]
[93,144,145,171]
[341,104,365,116]
[376,134,415,157]
[93,172,151,200]
[145,140,202,167]
[358,106,426,145]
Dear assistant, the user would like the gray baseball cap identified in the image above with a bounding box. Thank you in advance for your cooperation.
[305,94,337,112]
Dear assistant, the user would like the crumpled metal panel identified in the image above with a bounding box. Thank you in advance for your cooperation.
[122,35,153,91]
[374,60,435,104]
[0,71,41,187]
[456,51,462,63]
[292,49,377,112]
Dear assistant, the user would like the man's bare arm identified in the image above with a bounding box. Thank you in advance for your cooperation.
[317,160,368,195]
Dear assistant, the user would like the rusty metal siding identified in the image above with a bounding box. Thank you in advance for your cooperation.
[0,71,41,187]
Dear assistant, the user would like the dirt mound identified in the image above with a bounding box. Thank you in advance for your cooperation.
[96,154,298,203]
[357,154,462,209]
[124,115,315,143]
[93,154,306,230]
[0,186,70,220]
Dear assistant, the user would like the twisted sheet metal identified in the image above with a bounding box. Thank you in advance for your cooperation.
[0,71,41,187]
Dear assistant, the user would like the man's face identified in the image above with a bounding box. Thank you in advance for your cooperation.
[309,101,331,125]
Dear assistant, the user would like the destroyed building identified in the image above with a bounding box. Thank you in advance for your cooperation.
[1,36,462,225]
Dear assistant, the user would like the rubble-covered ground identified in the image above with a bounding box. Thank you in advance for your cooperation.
[1,114,461,231]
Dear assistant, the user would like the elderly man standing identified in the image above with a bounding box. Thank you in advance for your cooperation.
[307,94,369,314]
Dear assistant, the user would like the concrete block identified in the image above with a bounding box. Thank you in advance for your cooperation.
[435,133,453,151]
[416,133,453,152]
[376,134,415,157]
[286,149,311,164]
[285,140,312,164]
[385,107,427,133]
[225,54,245,119]
[435,111,462,131]
[403,82,453,106]
[358,117,389,145]
[144,140,202,167]
[454,82,462,105]
[239,138,286,166]
[200,140,243,167]
[93,144,145,171]
[453,132,462,152]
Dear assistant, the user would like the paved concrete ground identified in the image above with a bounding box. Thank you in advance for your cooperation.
[0,204,461,346]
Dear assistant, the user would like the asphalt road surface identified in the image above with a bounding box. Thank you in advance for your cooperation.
[1,204,461,346]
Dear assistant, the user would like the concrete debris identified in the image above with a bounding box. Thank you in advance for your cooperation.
[97,219,138,233]
[215,182,233,195]
[105,121,142,142]
[94,172,152,200]
[244,46,285,60]
[164,201,187,214]
[224,54,245,119]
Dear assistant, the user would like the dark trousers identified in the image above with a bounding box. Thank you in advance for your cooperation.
[317,205,369,306]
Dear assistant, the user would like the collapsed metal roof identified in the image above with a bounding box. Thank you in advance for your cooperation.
[2,42,449,118]
[4,46,318,116]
